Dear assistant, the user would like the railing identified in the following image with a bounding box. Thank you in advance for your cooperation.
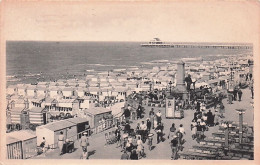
[91,119,114,135]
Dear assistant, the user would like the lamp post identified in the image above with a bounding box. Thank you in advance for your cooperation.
[236,109,246,144]
[149,82,152,91]
[169,81,172,95]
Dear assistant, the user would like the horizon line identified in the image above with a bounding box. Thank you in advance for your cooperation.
[6,40,253,45]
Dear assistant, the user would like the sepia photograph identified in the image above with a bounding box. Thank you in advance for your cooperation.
[0,0,259,164]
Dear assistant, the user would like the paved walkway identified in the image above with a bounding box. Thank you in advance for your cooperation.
[33,87,254,159]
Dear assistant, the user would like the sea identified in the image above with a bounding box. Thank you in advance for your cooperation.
[6,41,252,85]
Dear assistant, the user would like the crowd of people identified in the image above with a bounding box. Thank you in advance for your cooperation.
[116,104,189,160]
[75,71,253,160]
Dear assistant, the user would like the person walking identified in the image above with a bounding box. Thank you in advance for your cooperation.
[238,88,243,101]
[228,92,233,104]
[219,102,225,118]
[115,127,121,147]
[123,106,131,123]
[140,121,147,142]
[156,110,162,124]
[170,135,179,160]
[168,123,176,139]
[155,122,163,144]
[149,108,155,129]
[136,104,142,119]
[58,131,65,155]
[40,137,46,157]
[250,85,254,99]
[80,132,89,152]
[146,118,151,133]
[233,88,238,101]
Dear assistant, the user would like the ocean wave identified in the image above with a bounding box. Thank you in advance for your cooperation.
[140,62,154,65]
[150,60,169,63]
[87,64,116,67]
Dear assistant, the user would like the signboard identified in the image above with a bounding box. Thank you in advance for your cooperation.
[165,97,175,118]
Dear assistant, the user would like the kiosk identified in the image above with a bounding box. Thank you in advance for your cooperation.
[165,96,184,119]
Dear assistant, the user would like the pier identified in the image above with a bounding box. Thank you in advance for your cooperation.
[141,43,253,50]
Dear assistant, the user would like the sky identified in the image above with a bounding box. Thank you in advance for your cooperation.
[2,1,260,42]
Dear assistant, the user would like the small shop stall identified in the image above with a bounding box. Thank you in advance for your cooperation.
[165,96,184,119]
[6,130,37,159]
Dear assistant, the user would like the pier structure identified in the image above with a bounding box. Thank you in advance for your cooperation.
[141,42,253,50]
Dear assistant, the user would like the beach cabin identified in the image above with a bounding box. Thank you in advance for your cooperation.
[36,120,77,147]
[117,76,127,82]
[6,85,16,95]
[76,87,85,97]
[28,107,48,125]
[66,117,90,138]
[6,130,37,159]
[49,86,61,98]
[25,85,36,97]
[35,86,47,97]
[9,107,28,124]
[84,107,112,128]
[78,96,96,109]
[55,99,80,115]
[12,98,29,109]
[61,87,74,98]
[30,97,45,108]
[43,98,58,112]
[88,87,100,95]
[17,85,27,96]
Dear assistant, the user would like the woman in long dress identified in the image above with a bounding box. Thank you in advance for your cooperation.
[58,131,65,155]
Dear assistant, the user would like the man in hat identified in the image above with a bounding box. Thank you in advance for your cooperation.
[238,88,243,101]
[170,135,178,160]
[156,110,162,123]
[123,105,131,123]
[155,122,163,144]
[140,121,147,142]
[146,118,151,133]
[58,131,65,155]
[124,121,131,133]
[149,108,155,129]
[80,132,89,152]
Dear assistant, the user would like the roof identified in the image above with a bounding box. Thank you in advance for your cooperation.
[65,117,89,124]
[7,130,36,143]
[78,96,95,100]
[31,97,45,103]
[26,85,37,90]
[10,107,27,113]
[29,107,46,113]
[110,102,125,116]
[58,99,78,103]
[14,99,26,104]
[85,107,112,115]
[6,136,20,145]
[39,120,76,131]
[44,97,57,103]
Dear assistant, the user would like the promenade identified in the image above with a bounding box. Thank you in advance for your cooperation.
[33,87,253,160]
